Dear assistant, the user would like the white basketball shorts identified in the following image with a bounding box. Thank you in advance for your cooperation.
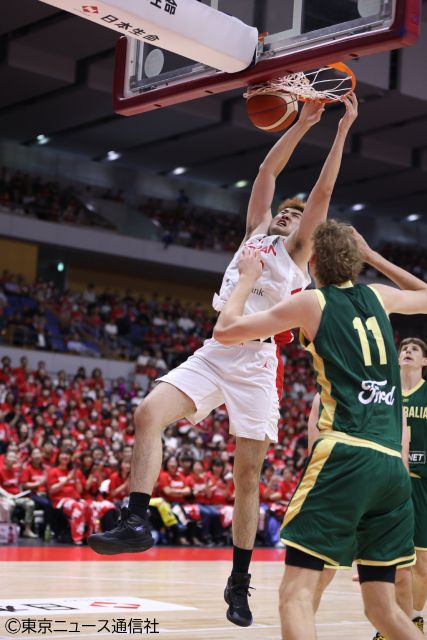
[158,338,280,442]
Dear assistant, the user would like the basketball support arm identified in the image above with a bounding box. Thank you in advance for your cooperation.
[38,0,258,73]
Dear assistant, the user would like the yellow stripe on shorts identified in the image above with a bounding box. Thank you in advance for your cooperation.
[281,439,336,529]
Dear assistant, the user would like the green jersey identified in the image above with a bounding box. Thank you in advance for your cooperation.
[403,379,427,478]
[302,282,402,452]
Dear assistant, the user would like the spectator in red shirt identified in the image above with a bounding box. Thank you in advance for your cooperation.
[0,450,37,537]
[21,446,53,532]
[47,451,92,544]
[157,456,191,504]
[109,460,131,504]
[187,460,223,544]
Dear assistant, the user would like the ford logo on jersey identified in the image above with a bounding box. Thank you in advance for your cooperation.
[358,380,396,406]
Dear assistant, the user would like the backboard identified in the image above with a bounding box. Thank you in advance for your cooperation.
[113,0,421,116]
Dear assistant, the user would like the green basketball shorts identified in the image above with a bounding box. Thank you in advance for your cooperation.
[281,434,415,568]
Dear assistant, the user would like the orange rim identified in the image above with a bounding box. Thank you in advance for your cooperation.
[298,61,356,103]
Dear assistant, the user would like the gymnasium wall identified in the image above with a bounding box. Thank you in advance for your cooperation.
[0,237,38,282]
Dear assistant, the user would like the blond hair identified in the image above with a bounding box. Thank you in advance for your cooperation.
[313,220,362,285]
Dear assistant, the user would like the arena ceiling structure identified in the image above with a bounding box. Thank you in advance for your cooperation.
[1,0,427,224]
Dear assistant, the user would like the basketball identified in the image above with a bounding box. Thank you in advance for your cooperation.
[246,92,299,133]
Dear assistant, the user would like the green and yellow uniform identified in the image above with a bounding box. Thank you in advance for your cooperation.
[281,282,414,568]
[403,379,427,549]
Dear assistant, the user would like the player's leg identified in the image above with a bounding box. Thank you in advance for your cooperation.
[313,568,336,612]
[279,548,324,640]
[412,550,427,628]
[88,382,195,554]
[224,435,270,627]
[395,566,413,617]
[359,566,423,640]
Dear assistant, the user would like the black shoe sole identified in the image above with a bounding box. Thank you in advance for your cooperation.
[224,588,253,627]
[88,535,154,555]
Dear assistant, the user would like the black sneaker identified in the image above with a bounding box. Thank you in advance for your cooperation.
[413,616,424,633]
[88,507,154,555]
[224,572,253,627]
[372,633,386,640]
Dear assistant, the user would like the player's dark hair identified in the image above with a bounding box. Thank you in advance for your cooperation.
[398,337,427,358]
[313,220,362,285]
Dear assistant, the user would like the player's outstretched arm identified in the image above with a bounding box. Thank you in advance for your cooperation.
[286,93,358,268]
[370,283,427,316]
[243,102,324,243]
[352,228,427,291]
[213,248,320,344]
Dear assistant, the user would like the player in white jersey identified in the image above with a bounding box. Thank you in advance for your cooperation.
[89,93,358,626]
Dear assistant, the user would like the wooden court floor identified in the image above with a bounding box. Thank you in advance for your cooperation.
[0,546,404,639]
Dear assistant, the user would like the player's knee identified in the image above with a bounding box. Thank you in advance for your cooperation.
[133,398,157,431]
[414,556,427,579]
[233,461,260,490]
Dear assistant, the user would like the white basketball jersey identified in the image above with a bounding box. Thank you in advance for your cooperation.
[212,234,311,317]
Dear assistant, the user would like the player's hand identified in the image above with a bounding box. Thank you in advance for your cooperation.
[338,92,358,132]
[350,226,374,263]
[237,248,263,282]
[299,101,325,127]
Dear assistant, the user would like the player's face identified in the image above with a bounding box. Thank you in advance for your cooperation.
[268,208,303,237]
[399,343,427,370]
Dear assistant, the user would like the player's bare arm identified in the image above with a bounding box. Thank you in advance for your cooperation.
[213,248,321,344]
[353,227,427,291]
[370,283,427,316]
[285,93,358,268]
[243,102,324,242]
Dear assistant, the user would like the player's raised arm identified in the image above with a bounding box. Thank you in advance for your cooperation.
[286,93,358,268]
[243,102,324,242]
[352,227,427,292]
[370,283,427,316]
[213,248,320,344]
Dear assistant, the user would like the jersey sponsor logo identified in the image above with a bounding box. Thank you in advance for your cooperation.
[358,380,396,406]
[403,405,427,419]
[409,451,426,465]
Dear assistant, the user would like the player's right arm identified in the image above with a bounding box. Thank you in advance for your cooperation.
[370,283,427,316]
[242,102,324,243]
[353,228,427,292]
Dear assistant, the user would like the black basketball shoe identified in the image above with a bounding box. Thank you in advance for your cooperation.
[224,572,253,627]
[88,507,154,555]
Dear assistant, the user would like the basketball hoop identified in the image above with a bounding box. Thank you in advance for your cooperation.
[244,62,356,104]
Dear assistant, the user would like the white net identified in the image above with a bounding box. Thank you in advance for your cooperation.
[244,64,355,103]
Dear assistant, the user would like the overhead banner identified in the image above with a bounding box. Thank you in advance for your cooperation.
[38,0,258,73]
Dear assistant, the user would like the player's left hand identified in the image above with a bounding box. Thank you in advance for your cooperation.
[299,101,325,127]
[238,248,263,281]
[338,92,358,132]
[350,226,374,263]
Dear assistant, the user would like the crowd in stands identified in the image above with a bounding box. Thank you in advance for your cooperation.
[0,338,314,546]
[0,167,115,231]
[0,271,214,361]
[139,194,243,253]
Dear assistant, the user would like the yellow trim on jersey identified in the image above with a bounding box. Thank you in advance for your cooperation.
[319,431,401,458]
[314,289,326,309]
[410,472,422,479]
[334,280,354,289]
[414,546,427,552]
[282,439,336,529]
[368,285,387,312]
[306,342,337,430]
[281,540,339,567]
[402,379,425,397]
[356,554,416,567]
